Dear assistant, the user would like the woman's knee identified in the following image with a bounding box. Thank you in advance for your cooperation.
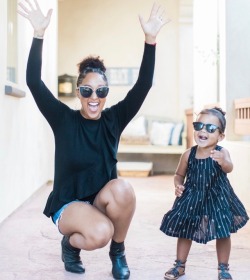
[110,179,136,205]
[85,221,114,250]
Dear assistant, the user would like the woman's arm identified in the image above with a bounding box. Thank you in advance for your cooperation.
[115,3,170,132]
[19,0,67,130]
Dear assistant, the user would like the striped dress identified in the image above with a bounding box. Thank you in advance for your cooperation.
[160,145,249,244]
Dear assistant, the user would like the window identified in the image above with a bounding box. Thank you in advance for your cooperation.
[7,0,18,83]
[5,0,25,97]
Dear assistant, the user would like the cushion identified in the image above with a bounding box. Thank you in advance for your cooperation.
[170,122,184,145]
[121,116,147,137]
[120,116,150,145]
[149,122,174,146]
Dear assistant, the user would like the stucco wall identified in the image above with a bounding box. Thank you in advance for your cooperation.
[0,0,57,223]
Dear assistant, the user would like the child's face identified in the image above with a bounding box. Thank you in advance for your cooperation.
[193,113,225,148]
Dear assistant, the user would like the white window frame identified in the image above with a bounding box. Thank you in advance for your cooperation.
[5,0,25,98]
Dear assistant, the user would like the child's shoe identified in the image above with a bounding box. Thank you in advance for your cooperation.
[164,260,186,280]
[218,263,232,280]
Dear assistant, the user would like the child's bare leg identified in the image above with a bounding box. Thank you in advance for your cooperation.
[216,237,231,263]
[216,237,232,280]
[164,238,192,279]
[177,238,192,261]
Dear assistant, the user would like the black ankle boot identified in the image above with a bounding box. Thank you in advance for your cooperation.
[109,249,130,279]
[61,235,85,274]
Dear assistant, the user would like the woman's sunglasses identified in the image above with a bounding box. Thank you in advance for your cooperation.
[193,122,221,133]
[77,86,109,98]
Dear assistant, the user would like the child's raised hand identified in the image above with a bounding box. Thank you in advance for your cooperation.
[210,149,225,166]
[210,148,233,173]
[175,184,185,197]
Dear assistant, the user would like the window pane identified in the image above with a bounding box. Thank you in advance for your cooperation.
[7,0,18,83]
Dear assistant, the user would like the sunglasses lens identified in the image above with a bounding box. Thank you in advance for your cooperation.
[96,87,109,98]
[206,124,217,133]
[79,86,109,98]
[193,122,203,131]
[79,86,93,98]
[193,122,219,133]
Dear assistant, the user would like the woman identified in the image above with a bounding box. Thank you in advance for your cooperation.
[18,0,168,279]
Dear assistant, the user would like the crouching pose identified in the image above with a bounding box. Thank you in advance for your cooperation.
[18,0,168,278]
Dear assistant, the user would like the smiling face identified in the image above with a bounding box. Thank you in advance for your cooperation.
[194,113,225,148]
[77,72,108,120]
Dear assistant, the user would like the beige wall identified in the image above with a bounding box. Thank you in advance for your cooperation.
[58,0,193,121]
[0,0,57,223]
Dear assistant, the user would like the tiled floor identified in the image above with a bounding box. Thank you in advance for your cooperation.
[0,175,249,280]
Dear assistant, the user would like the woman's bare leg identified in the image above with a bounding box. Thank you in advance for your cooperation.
[93,178,136,242]
[58,201,115,274]
[94,178,136,279]
[58,178,136,278]
[59,178,136,248]
[59,202,114,250]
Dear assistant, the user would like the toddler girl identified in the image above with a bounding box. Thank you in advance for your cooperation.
[160,107,249,280]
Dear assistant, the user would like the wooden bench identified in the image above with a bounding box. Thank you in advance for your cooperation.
[117,137,186,175]
[117,115,187,174]
[117,161,153,177]
[118,143,185,155]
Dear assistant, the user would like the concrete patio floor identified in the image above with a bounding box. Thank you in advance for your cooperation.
[0,175,249,280]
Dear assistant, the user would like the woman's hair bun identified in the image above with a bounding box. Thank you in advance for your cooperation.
[77,56,106,74]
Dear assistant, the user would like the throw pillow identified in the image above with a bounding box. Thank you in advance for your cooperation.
[150,122,174,146]
[122,115,147,137]
[170,122,184,145]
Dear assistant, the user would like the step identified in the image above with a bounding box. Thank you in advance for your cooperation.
[117,161,153,177]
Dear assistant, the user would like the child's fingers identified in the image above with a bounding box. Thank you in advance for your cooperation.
[175,185,184,197]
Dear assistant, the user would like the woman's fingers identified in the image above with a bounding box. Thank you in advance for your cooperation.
[25,0,35,11]
[18,2,30,16]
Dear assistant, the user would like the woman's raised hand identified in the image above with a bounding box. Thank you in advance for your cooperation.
[139,2,170,44]
[18,0,52,38]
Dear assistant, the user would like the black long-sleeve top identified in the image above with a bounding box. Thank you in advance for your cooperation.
[26,38,155,217]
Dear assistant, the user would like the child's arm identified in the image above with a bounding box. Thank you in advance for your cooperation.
[210,148,233,173]
[174,149,190,197]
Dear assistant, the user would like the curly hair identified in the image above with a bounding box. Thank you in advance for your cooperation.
[76,56,108,86]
